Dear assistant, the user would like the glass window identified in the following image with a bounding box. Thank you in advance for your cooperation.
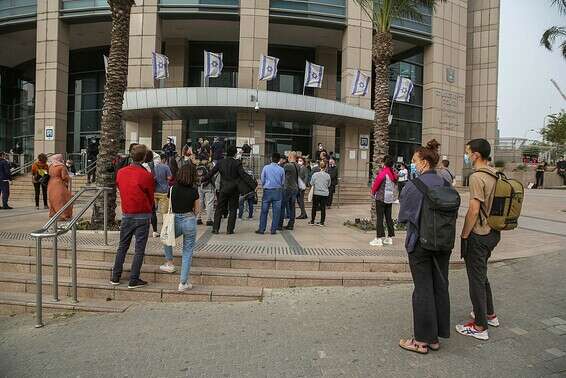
[185,117,237,147]
[266,117,312,157]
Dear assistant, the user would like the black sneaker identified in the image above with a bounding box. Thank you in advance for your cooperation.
[197,219,203,225]
[128,278,148,289]
[255,230,264,235]
[296,215,308,219]
[206,221,214,226]
[284,225,294,230]
[110,276,121,286]
[3,206,13,210]
[211,230,219,234]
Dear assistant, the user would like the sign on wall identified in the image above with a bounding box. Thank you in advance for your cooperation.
[359,134,369,150]
[45,127,54,141]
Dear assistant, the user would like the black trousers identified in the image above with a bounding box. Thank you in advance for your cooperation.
[535,171,544,188]
[297,189,307,217]
[34,182,48,207]
[375,200,394,238]
[408,245,451,344]
[328,185,336,207]
[214,191,239,233]
[464,231,501,329]
[311,194,328,224]
[112,217,150,281]
[0,181,9,207]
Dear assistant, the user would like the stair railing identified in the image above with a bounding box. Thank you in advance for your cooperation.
[30,186,111,328]
[10,153,54,176]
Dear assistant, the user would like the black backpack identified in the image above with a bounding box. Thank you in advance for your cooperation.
[412,178,461,252]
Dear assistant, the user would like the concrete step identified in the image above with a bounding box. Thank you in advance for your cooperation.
[0,242,412,273]
[0,291,132,315]
[0,271,264,303]
[0,254,412,288]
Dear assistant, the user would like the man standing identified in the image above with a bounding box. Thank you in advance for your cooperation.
[457,139,501,340]
[256,153,285,234]
[211,137,225,164]
[86,138,99,184]
[153,153,173,216]
[278,151,300,230]
[162,137,177,160]
[196,161,215,226]
[206,145,247,234]
[326,159,338,208]
[438,158,455,186]
[0,152,12,209]
[111,144,155,289]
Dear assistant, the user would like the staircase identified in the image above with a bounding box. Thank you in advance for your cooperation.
[9,174,91,203]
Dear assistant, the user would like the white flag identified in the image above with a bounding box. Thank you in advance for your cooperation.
[204,51,223,79]
[152,52,169,80]
[103,55,108,75]
[392,76,414,102]
[351,70,370,96]
[258,54,279,81]
[304,61,324,88]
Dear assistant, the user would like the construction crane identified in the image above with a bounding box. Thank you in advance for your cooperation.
[550,79,566,102]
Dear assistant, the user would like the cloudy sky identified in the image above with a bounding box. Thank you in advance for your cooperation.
[498,0,566,138]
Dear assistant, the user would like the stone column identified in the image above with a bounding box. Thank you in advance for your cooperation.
[465,0,500,147]
[312,47,338,154]
[236,0,269,154]
[423,0,468,179]
[162,39,188,147]
[340,0,372,183]
[125,0,161,150]
[34,0,69,155]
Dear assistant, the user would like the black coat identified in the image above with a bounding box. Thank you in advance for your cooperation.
[211,141,225,161]
[206,157,247,194]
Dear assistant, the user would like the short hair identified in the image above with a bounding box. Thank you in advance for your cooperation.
[226,145,237,157]
[384,155,394,168]
[415,139,441,168]
[128,143,139,153]
[176,163,197,187]
[131,144,148,163]
[442,159,450,167]
[38,153,47,163]
[319,160,327,170]
[271,152,281,163]
[159,153,167,161]
[144,150,154,163]
[288,151,297,160]
[467,138,491,160]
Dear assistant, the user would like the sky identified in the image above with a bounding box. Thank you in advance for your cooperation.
[498,0,566,139]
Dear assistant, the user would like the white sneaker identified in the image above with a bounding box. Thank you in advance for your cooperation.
[470,311,500,327]
[383,237,393,245]
[369,238,383,247]
[159,264,176,273]
[178,282,193,292]
[456,321,489,340]
[152,232,160,238]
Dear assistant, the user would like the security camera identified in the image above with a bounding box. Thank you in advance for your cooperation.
[254,102,260,112]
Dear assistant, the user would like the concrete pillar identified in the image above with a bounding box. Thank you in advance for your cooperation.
[340,0,372,182]
[34,0,69,155]
[465,0,500,148]
[126,0,161,150]
[162,39,188,147]
[312,47,338,154]
[237,0,269,154]
[423,0,468,179]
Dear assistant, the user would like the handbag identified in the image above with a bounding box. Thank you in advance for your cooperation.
[160,187,176,247]
[307,186,314,202]
[39,174,50,185]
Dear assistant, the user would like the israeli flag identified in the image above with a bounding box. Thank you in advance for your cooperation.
[258,54,279,81]
[103,54,108,75]
[304,61,324,88]
[152,52,169,80]
[392,76,414,102]
[204,51,223,79]
[351,70,370,96]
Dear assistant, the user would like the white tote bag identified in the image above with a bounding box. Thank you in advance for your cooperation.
[307,186,314,202]
[160,187,176,247]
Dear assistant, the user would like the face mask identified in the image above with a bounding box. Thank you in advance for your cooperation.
[298,161,303,166]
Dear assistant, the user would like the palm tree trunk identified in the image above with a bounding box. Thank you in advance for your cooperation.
[370,30,393,224]
[91,0,135,227]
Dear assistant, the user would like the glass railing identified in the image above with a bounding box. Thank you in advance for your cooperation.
[391,5,432,36]
[270,0,345,24]
[0,0,36,22]
[60,0,109,12]
[159,0,239,11]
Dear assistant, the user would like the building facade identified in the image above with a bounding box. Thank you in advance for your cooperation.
[0,0,499,182]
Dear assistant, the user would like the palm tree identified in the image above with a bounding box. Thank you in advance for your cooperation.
[91,0,136,227]
[541,0,566,59]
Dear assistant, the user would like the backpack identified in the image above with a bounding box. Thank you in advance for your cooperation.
[473,168,524,231]
[413,178,461,252]
[383,175,398,204]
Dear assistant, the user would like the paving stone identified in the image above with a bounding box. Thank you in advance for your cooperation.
[545,348,566,358]
[547,327,566,336]
[550,317,566,325]
[509,327,528,336]
[542,318,560,326]
[556,324,566,332]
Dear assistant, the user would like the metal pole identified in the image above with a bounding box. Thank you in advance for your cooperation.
[35,237,44,328]
[71,224,78,303]
[104,189,108,245]
[52,222,59,302]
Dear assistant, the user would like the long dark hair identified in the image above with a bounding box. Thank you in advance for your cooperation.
[176,163,197,187]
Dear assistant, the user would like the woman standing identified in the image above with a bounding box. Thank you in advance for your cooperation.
[31,153,49,210]
[370,156,398,247]
[535,161,546,189]
[397,163,409,196]
[47,154,73,220]
[159,163,201,292]
[309,160,331,226]
[397,139,452,354]
[296,156,309,219]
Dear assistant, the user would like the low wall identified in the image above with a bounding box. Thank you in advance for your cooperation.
[503,170,564,188]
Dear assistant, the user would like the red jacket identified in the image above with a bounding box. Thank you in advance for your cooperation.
[116,164,155,215]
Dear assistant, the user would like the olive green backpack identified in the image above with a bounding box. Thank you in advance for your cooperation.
[475,168,524,231]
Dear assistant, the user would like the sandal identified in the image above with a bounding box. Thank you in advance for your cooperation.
[399,338,428,354]
[428,341,440,351]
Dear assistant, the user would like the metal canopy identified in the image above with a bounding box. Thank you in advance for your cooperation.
[122,87,374,128]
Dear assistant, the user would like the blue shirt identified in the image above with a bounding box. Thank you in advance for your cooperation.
[261,163,284,189]
[153,162,172,193]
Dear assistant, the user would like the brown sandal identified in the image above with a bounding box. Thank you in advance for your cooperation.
[399,338,428,354]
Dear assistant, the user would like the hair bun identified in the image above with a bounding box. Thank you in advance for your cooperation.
[426,139,440,151]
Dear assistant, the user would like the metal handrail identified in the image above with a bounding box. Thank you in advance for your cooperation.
[10,153,54,176]
[30,186,111,328]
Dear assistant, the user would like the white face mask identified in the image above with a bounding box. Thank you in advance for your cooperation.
[298,161,304,166]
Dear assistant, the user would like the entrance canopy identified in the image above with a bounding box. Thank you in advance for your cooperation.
[122,87,373,128]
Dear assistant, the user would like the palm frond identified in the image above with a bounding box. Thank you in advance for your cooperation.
[550,0,566,15]
[540,26,566,50]
[353,0,445,32]
[562,39,566,59]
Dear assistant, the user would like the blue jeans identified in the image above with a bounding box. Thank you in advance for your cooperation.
[259,189,282,233]
[238,195,254,218]
[279,188,298,228]
[163,214,197,284]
